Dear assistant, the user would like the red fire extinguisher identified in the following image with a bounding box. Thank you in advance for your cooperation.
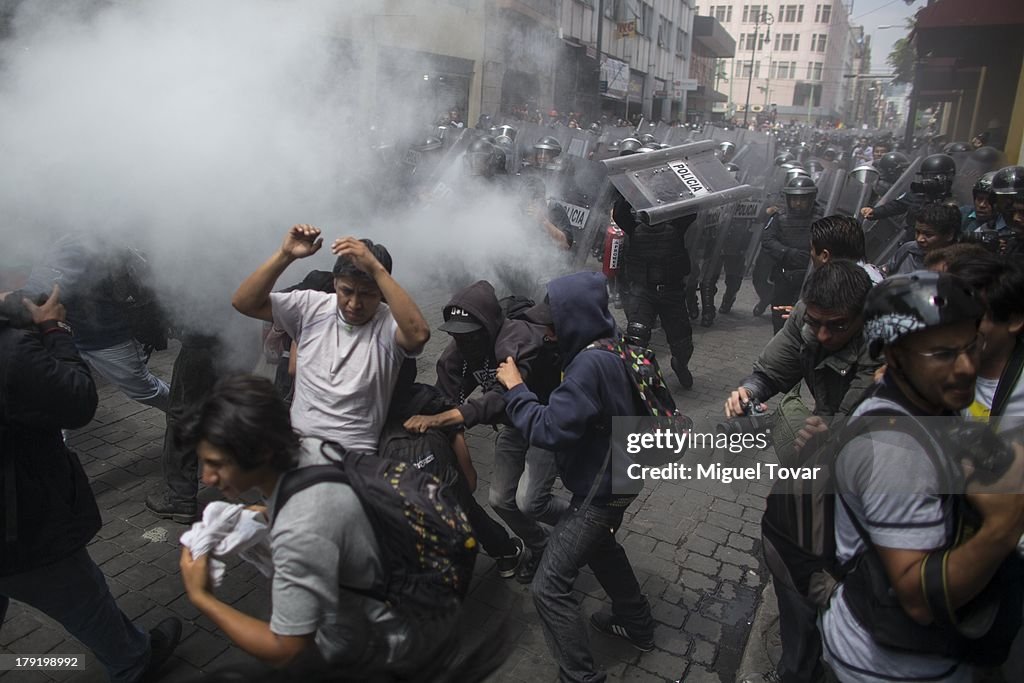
[602,222,624,280]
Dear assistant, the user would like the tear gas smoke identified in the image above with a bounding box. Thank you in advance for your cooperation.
[0,0,574,357]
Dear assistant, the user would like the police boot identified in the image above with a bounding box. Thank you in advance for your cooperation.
[700,292,716,327]
[671,357,693,390]
[719,290,737,314]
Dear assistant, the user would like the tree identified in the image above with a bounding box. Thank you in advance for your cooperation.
[887,19,916,85]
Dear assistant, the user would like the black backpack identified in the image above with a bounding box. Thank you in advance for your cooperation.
[585,335,683,420]
[106,249,168,359]
[498,295,535,322]
[272,443,477,614]
[379,424,460,488]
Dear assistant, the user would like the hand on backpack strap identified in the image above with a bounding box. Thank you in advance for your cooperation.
[496,356,523,390]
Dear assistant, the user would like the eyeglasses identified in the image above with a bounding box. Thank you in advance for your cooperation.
[907,336,981,364]
[804,315,854,334]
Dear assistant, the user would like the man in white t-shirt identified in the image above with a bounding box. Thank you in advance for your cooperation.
[232,225,430,451]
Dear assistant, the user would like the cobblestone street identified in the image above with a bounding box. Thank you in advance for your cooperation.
[1,276,781,683]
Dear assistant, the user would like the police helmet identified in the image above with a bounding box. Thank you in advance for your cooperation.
[624,321,652,348]
[491,145,508,175]
[850,164,880,186]
[493,125,517,146]
[973,172,997,197]
[991,166,1024,197]
[970,146,1004,169]
[413,136,443,153]
[942,141,972,155]
[782,176,817,196]
[534,136,563,154]
[606,139,621,153]
[822,148,838,162]
[618,138,644,156]
[774,152,795,167]
[877,151,910,180]
[637,146,659,154]
[864,271,983,359]
[464,138,496,176]
[717,141,736,161]
[639,133,657,146]
[919,154,957,178]
[785,167,811,184]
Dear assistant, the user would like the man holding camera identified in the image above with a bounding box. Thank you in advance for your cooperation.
[822,271,1024,682]
[725,260,879,683]
[860,153,957,238]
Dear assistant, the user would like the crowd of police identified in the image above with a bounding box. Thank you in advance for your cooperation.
[3,111,1024,683]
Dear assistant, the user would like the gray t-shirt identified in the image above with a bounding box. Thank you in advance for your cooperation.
[821,397,969,683]
[270,290,414,452]
[267,438,392,664]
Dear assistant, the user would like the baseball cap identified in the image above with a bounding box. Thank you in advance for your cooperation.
[439,305,484,334]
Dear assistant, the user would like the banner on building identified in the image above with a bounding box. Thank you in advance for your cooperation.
[617,20,636,37]
[601,56,629,99]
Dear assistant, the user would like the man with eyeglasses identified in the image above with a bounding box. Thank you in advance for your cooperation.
[821,271,1024,682]
[724,260,880,683]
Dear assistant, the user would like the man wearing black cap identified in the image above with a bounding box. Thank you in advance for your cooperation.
[404,280,565,583]
[233,224,430,452]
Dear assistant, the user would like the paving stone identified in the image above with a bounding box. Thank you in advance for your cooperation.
[652,625,692,656]
[116,592,157,621]
[713,546,759,569]
[679,551,721,577]
[0,614,42,646]
[176,629,230,669]
[99,553,139,576]
[693,523,729,544]
[684,613,723,642]
[116,563,166,591]
[690,638,717,665]
[8,624,66,655]
[636,648,688,680]
[678,568,717,593]
[727,532,755,552]
[651,599,687,628]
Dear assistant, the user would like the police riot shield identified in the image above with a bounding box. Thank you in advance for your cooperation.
[653,122,672,143]
[950,155,990,208]
[570,140,757,270]
[863,154,925,266]
[546,156,606,250]
[826,167,874,219]
[417,129,480,204]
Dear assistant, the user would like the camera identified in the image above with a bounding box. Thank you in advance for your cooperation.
[944,421,1021,485]
[910,177,949,198]
[716,396,774,439]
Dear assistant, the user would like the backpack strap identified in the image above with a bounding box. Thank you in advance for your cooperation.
[991,337,1024,418]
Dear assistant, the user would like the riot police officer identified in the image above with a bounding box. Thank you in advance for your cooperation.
[960,171,1005,239]
[613,192,696,389]
[991,165,1024,244]
[874,150,910,197]
[700,163,750,321]
[860,153,956,237]
[761,176,822,333]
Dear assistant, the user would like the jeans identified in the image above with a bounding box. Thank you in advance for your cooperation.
[489,426,568,553]
[0,549,150,683]
[80,339,170,412]
[532,498,653,683]
[161,342,219,503]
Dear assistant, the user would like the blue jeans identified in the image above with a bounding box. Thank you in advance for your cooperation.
[81,339,170,412]
[532,497,653,683]
[489,426,569,553]
[0,549,150,683]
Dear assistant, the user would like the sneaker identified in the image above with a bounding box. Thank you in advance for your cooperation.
[589,612,654,652]
[138,617,182,682]
[145,492,198,525]
[515,547,541,584]
[495,537,525,579]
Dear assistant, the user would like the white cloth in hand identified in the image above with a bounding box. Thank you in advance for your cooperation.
[179,501,273,587]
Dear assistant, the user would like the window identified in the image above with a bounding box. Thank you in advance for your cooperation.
[742,4,769,22]
[815,4,831,23]
[711,5,732,23]
[677,27,688,55]
[775,33,797,51]
[658,16,673,48]
[812,33,827,51]
[778,5,804,22]
[736,60,761,78]
[813,62,823,80]
[773,61,795,79]
[635,1,653,35]
[604,0,617,19]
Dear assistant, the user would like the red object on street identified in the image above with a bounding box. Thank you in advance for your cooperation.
[602,223,625,279]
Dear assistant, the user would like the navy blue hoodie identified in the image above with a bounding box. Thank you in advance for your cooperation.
[503,272,642,500]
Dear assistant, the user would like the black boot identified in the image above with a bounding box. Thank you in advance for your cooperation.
[700,293,716,327]
[671,358,693,389]
[719,292,737,314]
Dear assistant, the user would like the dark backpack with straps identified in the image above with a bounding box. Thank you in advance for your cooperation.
[272,443,478,615]
[584,335,683,419]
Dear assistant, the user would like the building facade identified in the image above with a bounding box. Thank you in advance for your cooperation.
[701,1,854,124]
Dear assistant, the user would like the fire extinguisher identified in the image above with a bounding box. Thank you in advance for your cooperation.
[602,222,624,280]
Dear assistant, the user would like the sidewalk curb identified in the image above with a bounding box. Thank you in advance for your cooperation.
[736,581,781,682]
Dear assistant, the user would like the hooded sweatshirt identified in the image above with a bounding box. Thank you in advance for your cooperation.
[503,272,642,499]
[434,281,555,429]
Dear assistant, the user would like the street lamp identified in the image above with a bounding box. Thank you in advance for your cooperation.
[742,10,774,127]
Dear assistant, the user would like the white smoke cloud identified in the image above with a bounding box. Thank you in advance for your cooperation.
[0,0,578,341]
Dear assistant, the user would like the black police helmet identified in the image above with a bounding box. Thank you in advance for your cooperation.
[534,136,562,155]
[864,271,983,359]
[991,165,1024,197]
[919,154,956,177]
[618,138,643,156]
[782,176,817,196]
[970,146,1003,168]
[973,171,996,196]
[877,151,910,178]
[942,141,972,154]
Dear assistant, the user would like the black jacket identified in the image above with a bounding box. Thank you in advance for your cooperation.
[434,281,557,429]
[0,320,100,575]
